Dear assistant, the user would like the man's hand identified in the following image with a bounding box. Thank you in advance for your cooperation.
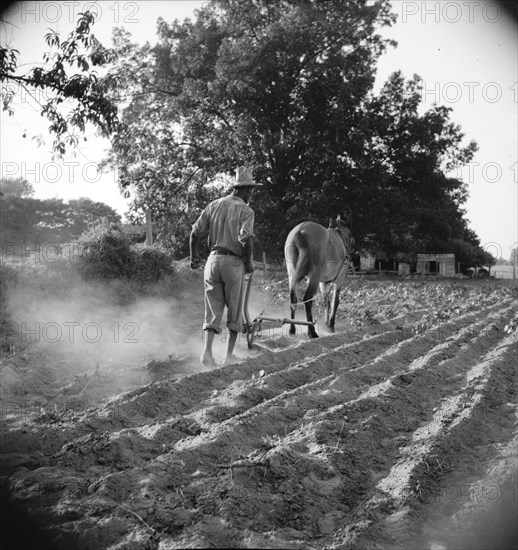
[244,260,254,274]
[190,257,202,270]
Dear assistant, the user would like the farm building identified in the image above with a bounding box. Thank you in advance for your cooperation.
[360,254,376,271]
[359,254,409,275]
[398,262,411,275]
[487,265,516,279]
[417,253,456,276]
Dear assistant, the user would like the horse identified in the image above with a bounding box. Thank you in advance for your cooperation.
[284,215,354,338]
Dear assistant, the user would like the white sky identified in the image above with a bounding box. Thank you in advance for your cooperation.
[0,1,517,259]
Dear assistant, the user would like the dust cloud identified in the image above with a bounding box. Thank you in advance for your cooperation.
[2,274,205,393]
[1,265,302,404]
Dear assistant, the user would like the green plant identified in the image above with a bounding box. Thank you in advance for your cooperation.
[75,224,175,287]
[76,224,134,280]
[130,243,175,283]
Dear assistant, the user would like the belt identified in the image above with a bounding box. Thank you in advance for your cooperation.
[210,248,241,257]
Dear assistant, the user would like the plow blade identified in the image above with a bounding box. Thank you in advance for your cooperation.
[242,275,315,348]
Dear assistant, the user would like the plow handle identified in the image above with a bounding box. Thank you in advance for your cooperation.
[242,273,253,328]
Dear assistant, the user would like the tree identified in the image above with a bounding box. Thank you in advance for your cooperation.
[0,177,34,197]
[1,11,119,156]
[63,197,122,240]
[104,0,486,262]
[105,0,396,256]
[345,72,479,259]
[0,195,41,245]
[0,178,121,245]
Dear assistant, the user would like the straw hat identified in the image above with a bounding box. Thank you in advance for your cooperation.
[231,166,263,188]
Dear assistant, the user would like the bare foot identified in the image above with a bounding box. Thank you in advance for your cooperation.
[200,353,217,369]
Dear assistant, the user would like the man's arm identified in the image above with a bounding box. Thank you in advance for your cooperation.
[238,207,255,275]
[243,236,254,274]
[190,229,202,269]
[190,204,211,269]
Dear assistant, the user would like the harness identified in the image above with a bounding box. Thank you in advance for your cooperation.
[328,227,353,283]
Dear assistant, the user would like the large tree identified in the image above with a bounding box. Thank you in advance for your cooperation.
[344,72,478,259]
[105,0,396,256]
[104,0,484,262]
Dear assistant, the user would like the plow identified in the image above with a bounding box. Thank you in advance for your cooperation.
[241,273,315,348]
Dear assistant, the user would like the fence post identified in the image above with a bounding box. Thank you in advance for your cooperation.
[262,251,267,281]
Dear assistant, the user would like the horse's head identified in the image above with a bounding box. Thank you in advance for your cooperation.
[329,214,354,252]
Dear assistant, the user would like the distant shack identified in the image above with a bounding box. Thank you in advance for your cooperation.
[489,265,517,279]
[417,253,456,277]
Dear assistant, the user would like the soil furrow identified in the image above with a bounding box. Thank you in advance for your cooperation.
[41,303,514,548]
[1,281,516,550]
[334,331,518,549]
[150,306,516,548]
[196,302,514,426]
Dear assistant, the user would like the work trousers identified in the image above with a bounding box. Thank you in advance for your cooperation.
[203,253,245,333]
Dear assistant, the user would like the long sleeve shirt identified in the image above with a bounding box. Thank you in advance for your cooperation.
[192,194,255,257]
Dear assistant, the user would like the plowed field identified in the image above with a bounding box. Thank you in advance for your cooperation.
[1,272,517,550]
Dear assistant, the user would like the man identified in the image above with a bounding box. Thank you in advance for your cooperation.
[190,166,263,368]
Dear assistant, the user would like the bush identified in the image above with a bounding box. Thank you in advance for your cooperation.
[76,225,134,280]
[75,224,175,284]
[130,243,175,283]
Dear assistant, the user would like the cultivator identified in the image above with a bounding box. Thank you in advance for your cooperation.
[241,274,315,348]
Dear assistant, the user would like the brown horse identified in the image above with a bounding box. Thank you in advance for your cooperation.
[284,215,353,338]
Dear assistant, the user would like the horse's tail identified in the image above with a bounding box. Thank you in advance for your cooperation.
[286,229,311,291]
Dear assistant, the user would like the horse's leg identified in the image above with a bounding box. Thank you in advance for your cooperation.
[289,283,297,335]
[303,278,320,338]
[320,281,330,326]
[328,284,341,331]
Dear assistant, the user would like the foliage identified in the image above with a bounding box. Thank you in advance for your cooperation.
[75,224,134,280]
[0,178,121,245]
[63,197,122,240]
[75,223,174,283]
[129,242,175,283]
[351,72,478,259]
[1,11,119,156]
[0,177,34,197]
[101,0,487,264]
[448,232,496,271]
[104,0,396,254]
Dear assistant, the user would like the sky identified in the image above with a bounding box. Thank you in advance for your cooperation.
[0,1,517,260]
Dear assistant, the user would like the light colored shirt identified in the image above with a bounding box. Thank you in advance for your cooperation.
[192,193,255,257]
